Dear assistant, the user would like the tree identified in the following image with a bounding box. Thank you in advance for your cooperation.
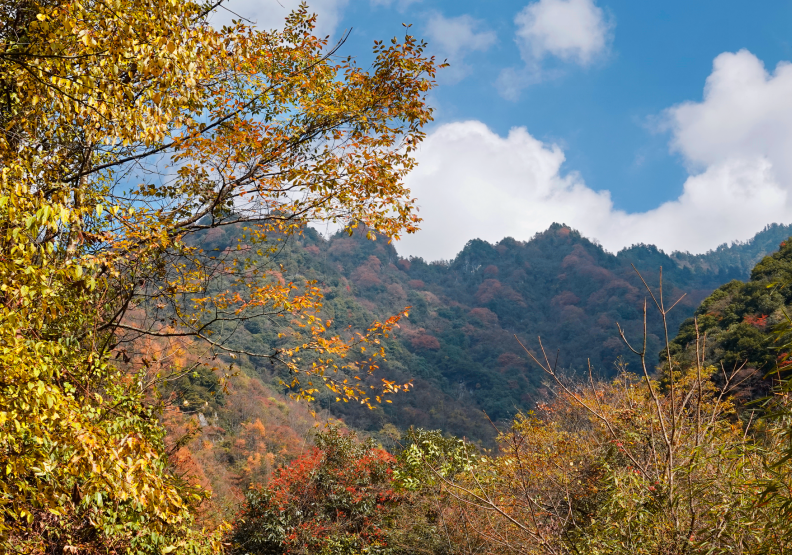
[0,0,440,550]
[230,426,452,555]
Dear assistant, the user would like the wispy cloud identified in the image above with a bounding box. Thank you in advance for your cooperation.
[497,0,613,99]
[370,0,421,12]
[424,12,497,84]
[209,0,349,37]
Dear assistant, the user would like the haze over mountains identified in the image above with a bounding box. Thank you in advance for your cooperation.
[188,221,792,444]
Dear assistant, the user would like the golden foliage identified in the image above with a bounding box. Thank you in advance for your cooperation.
[0,0,440,549]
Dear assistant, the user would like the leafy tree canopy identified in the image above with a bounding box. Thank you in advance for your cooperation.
[230,426,452,555]
[0,0,440,550]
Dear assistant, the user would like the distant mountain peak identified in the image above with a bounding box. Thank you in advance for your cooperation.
[444,223,792,282]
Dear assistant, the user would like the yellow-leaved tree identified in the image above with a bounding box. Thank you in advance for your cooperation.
[0,0,440,551]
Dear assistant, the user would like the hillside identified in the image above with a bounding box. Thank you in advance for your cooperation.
[670,223,792,276]
[669,235,792,401]
[184,222,792,445]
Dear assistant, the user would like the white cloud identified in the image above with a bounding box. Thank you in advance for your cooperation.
[209,0,348,37]
[515,0,611,65]
[497,0,612,99]
[496,66,555,100]
[426,13,497,58]
[397,119,790,260]
[424,13,497,83]
[398,121,613,260]
[666,50,792,185]
[398,50,792,260]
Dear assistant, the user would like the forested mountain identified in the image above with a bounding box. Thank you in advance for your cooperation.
[183,222,792,445]
[668,235,792,401]
[181,225,792,551]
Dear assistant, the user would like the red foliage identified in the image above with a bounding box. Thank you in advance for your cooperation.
[600,336,624,360]
[586,278,641,306]
[561,245,613,282]
[483,265,499,277]
[468,307,498,325]
[231,429,404,553]
[387,283,406,300]
[561,245,594,268]
[475,279,525,305]
[407,279,425,289]
[551,291,580,307]
[475,279,502,304]
[329,237,357,256]
[411,333,441,350]
[351,256,383,288]
[203,226,226,243]
[304,245,321,255]
[744,314,769,328]
[397,259,411,271]
[560,305,586,322]
[498,352,525,369]
[162,373,331,524]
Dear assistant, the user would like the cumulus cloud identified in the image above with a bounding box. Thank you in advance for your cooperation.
[515,0,611,65]
[424,13,497,83]
[209,0,348,37]
[399,52,792,261]
[398,121,614,260]
[666,50,792,184]
[497,0,612,99]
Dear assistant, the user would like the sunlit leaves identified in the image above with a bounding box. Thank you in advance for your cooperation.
[0,0,438,550]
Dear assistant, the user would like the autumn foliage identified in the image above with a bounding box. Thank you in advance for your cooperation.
[394,273,792,555]
[9,0,792,551]
[230,427,431,554]
[0,0,440,550]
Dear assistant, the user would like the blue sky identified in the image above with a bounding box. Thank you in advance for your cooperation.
[217,0,792,260]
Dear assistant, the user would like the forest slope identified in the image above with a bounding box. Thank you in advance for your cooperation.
[188,222,792,444]
[669,236,792,401]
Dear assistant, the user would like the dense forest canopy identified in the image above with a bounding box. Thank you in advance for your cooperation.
[218,235,792,555]
[190,221,792,444]
[668,236,792,400]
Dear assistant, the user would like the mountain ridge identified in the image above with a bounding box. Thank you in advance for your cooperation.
[189,220,792,444]
[166,221,792,519]
[402,223,792,274]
